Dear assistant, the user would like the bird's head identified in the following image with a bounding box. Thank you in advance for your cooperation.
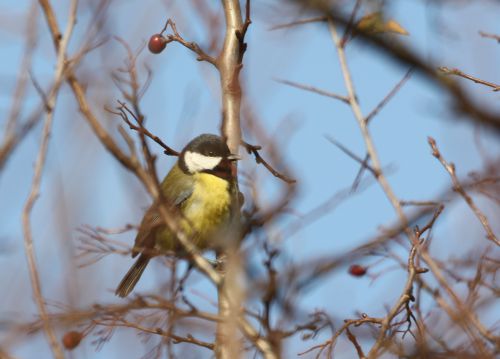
[179,134,240,177]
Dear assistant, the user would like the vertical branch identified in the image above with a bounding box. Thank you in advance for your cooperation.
[217,1,280,359]
[328,19,409,230]
[219,0,243,152]
[22,1,79,358]
[217,2,244,358]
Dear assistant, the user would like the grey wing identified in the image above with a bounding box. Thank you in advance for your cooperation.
[132,187,193,257]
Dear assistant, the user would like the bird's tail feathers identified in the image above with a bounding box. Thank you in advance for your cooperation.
[115,255,149,298]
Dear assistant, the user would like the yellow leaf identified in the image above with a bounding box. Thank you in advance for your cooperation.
[385,19,409,35]
[355,12,409,36]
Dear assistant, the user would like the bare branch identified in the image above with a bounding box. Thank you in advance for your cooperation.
[328,19,409,231]
[325,135,379,177]
[365,68,414,123]
[93,318,215,351]
[216,2,249,357]
[368,241,428,358]
[157,19,218,67]
[439,67,500,92]
[242,140,296,183]
[350,69,413,191]
[479,31,500,43]
[299,316,381,357]
[345,326,365,359]
[270,16,327,31]
[274,78,349,104]
[107,101,179,157]
[428,137,499,246]
[340,0,362,47]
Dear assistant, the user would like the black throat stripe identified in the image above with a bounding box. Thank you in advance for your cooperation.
[202,158,234,181]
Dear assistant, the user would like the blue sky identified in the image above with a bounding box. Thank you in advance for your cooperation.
[1,0,499,358]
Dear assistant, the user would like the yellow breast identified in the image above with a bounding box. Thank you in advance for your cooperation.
[181,173,231,248]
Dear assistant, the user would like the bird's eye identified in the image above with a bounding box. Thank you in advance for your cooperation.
[208,151,215,156]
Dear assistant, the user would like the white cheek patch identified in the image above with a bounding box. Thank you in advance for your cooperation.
[184,151,222,173]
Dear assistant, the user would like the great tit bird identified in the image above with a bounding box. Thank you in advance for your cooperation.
[115,134,240,297]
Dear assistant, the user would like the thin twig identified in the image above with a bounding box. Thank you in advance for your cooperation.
[274,78,349,104]
[235,0,252,63]
[269,16,327,31]
[415,205,444,237]
[328,19,409,231]
[479,31,500,43]
[242,140,296,184]
[400,200,443,207]
[345,326,365,359]
[368,241,428,358]
[428,137,499,246]
[94,318,215,351]
[325,135,379,177]
[107,101,179,156]
[439,67,500,92]
[112,37,160,186]
[350,153,370,192]
[159,19,218,67]
[351,69,413,191]
[365,69,414,123]
[340,0,362,47]
[298,316,381,357]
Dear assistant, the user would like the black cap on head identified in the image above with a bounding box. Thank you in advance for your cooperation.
[182,134,231,158]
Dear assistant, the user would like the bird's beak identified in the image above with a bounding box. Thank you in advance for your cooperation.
[227,154,241,161]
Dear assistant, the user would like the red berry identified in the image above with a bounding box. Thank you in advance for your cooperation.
[148,34,167,54]
[348,264,367,277]
[62,331,83,350]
